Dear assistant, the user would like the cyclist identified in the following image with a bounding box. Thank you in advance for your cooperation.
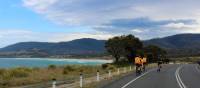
[157,60,162,72]
[135,56,143,75]
[142,56,147,72]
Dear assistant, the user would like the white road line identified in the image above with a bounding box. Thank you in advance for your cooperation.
[175,66,187,88]
[121,69,154,88]
[195,66,200,73]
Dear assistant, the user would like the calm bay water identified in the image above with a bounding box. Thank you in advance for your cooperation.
[0,58,113,68]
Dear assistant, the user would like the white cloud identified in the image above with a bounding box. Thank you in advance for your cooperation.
[22,0,200,25]
[131,29,144,33]
[162,21,200,33]
[21,0,200,41]
[23,0,58,13]
[164,23,198,29]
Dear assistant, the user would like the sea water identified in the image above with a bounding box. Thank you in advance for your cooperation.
[0,58,113,68]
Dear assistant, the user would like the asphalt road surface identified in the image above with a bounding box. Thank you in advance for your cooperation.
[102,64,200,88]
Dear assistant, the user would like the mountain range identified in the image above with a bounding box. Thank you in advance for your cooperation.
[144,34,200,57]
[0,39,106,57]
[0,33,200,57]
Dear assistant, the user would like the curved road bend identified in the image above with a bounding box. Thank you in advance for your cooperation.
[101,64,200,88]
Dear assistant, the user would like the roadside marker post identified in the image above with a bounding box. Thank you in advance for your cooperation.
[129,66,132,71]
[118,68,120,75]
[97,70,100,81]
[80,72,83,88]
[52,79,56,88]
[124,67,126,73]
[108,70,111,78]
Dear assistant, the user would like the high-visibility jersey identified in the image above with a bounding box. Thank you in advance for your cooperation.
[142,57,147,63]
[135,57,142,64]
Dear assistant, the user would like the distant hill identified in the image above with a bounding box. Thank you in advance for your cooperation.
[144,34,200,57]
[0,38,106,57]
[1,34,200,57]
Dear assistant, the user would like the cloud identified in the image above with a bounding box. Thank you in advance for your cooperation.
[131,29,144,33]
[22,0,200,25]
[23,0,57,13]
[0,29,115,48]
[94,17,200,39]
[164,23,198,29]
[103,18,194,28]
[22,0,200,40]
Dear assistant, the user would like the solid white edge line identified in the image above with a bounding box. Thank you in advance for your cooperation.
[121,69,154,88]
[175,66,187,88]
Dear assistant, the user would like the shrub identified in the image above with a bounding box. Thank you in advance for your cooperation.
[63,66,75,74]
[107,64,116,70]
[102,63,109,69]
[48,65,57,69]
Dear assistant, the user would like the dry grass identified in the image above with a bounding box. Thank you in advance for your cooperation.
[0,64,118,87]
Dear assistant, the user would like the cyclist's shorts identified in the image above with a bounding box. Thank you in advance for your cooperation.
[136,64,142,67]
[143,62,147,65]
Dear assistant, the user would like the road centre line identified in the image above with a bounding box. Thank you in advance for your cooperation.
[175,66,187,88]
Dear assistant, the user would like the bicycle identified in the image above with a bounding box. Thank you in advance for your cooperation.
[157,61,162,72]
[157,65,161,72]
[136,64,142,75]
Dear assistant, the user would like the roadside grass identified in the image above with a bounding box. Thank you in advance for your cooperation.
[0,61,156,88]
[0,63,120,87]
[171,57,200,63]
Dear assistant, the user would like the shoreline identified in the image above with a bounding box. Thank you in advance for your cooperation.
[0,58,113,68]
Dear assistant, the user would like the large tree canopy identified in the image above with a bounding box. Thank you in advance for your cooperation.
[121,35,143,62]
[143,45,167,63]
[105,35,167,63]
[105,35,143,63]
[105,36,123,62]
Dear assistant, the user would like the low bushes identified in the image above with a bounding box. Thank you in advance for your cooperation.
[48,65,57,69]
[102,63,109,69]
[102,63,117,70]
[63,66,75,74]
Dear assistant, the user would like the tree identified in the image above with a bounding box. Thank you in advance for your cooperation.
[105,35,143,63]
[121,35,143,62]
[144,45,167,63]
[105,36,123,62]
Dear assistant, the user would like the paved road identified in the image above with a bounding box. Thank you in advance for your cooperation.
[102,64,200,88]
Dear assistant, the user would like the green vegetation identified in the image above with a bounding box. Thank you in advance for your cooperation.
[143,45,167,63]
[172,57,200,63]
[105,35,143,63]
[105,34,167,63]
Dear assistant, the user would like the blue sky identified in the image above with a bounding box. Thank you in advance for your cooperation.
[0,0,200,48]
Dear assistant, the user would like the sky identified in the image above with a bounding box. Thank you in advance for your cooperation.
[0,0,200,48]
